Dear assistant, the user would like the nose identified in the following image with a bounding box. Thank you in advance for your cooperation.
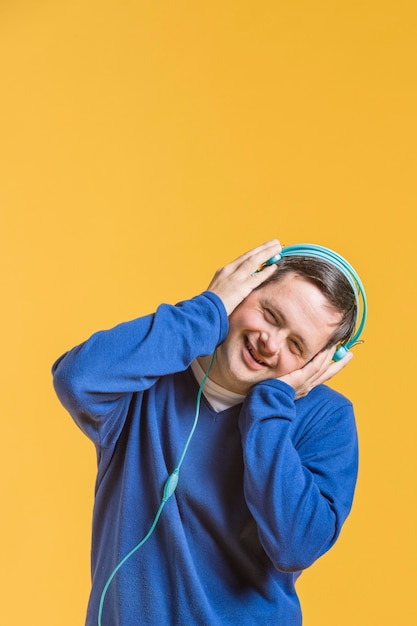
[260,328,286,356]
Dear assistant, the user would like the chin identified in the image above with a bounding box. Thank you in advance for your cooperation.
[231,372,265,395]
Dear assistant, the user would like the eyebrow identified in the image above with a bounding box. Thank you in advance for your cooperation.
[262,298,313,355]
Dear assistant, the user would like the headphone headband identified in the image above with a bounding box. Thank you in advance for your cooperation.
[265,243,367,360]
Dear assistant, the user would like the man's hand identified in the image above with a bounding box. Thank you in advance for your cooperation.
[207,240,282,315]
[279,347,354,399]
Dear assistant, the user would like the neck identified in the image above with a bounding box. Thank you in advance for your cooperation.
[197,354,213,374]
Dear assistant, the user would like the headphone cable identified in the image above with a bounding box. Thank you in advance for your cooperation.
[97,352,215,626]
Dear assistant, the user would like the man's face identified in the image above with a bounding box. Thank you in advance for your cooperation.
[210,272,342,395]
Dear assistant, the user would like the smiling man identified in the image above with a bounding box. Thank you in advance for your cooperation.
[200,271,346,395]
[52,240,360,626]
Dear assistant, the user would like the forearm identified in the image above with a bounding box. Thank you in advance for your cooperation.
[52,291,228,421]
[239,380,358,572]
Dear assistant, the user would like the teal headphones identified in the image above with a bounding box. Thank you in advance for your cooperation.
[257,243,367,361]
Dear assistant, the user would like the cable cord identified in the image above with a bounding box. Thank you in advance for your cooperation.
[97,353,215,626]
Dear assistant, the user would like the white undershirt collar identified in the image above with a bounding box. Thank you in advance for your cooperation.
[190,359,246,413]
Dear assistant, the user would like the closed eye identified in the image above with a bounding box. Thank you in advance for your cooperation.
[263,303,305,356]
[290,339,303,355]
[264,307,280,325]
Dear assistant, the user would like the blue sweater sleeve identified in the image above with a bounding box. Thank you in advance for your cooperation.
[52,291,228,444]
[239,379,358,573]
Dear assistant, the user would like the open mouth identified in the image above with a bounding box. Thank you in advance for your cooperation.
[246,340,267,366]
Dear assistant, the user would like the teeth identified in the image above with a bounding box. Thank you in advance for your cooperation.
[247,342,265,365]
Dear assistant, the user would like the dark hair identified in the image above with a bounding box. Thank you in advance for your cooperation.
[259,256,357,348]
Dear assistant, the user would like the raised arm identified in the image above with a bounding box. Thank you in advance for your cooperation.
[52,239,284,440]
[52,292,228,429]
[239,379,358,573]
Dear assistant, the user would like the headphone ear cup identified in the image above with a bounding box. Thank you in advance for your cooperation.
[333,345,349,361]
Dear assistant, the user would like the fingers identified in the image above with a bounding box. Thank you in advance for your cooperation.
[216,240,282,277]
[297,351,353,398]
[207,239,282,315]
[232,239,282,268]
[323,349,354,379]
[302,347,344,384]
[280,346,354,399]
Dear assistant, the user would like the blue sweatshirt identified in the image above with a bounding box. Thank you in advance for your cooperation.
[52,291,358,626]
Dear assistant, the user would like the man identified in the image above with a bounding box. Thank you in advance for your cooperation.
[52,239,359,625]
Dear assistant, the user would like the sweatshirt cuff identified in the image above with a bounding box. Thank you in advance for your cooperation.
[255,378,296,400]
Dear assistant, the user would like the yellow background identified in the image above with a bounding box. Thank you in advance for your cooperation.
[1,1,415,624]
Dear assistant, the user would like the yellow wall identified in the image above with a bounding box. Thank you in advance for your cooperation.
[1,1,415,624]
